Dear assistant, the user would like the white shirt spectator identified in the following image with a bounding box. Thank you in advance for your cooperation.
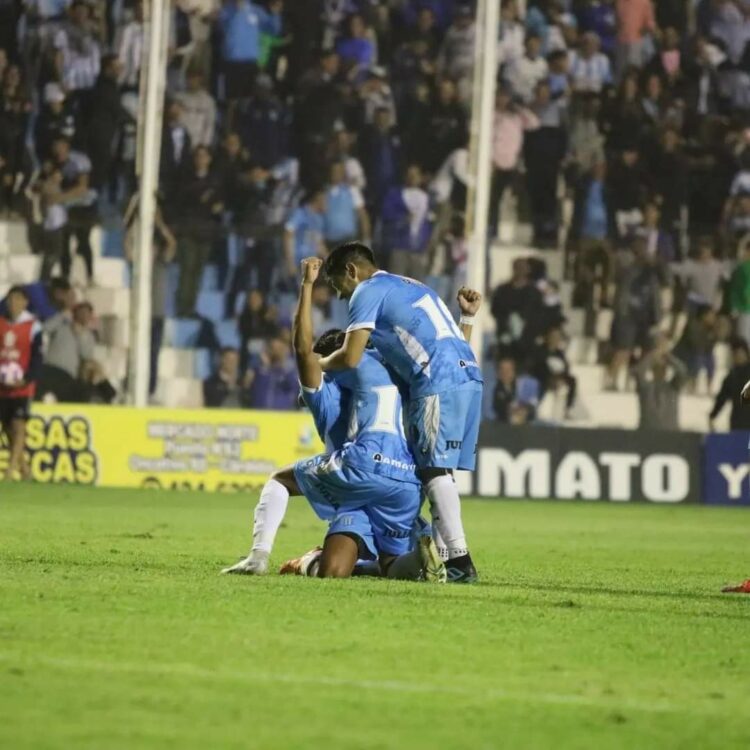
[504,54,548,102]
[53,22,100,91]
[116,19,143,89]
[175,87,217,146]
[498,21,525,66]
[402,186,429,242]
[569,50,613,93]
[730,169,750,197]
[343,156,366,191]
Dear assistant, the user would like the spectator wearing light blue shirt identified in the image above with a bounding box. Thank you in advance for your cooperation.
[283,189,327,282]
[323,162,371,245]
[218,0,282,100]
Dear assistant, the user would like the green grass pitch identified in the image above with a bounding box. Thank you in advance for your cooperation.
[2,485,750,750]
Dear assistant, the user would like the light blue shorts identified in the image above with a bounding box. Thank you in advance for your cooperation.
[293,454,422,557]
[407,381,483,470]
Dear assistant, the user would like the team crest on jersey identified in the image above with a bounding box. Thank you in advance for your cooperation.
[4,331,16,348]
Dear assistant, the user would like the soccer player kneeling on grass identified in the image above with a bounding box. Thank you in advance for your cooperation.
[222,258,445,582]
[0,286,42,481]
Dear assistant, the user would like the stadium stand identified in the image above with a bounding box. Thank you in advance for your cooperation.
[0,0,748,428]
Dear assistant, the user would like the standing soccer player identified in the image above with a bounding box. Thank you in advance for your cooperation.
[0,287,43,481]
[320,242,483,582]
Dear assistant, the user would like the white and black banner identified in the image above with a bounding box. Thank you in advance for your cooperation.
[466,425,702,504]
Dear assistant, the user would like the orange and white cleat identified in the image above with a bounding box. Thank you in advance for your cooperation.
[279,547,323,576]
[722,579,750,594]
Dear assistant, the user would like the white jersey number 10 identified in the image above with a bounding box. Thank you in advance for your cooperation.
[413,294,462,340]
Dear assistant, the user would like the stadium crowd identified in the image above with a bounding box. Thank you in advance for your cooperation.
[0,0,749,426]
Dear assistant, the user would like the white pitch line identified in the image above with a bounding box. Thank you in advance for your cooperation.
[0,653,717,717]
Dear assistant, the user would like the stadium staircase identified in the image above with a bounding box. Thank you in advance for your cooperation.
[0,209,729,429]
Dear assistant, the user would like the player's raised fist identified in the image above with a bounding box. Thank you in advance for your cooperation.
[457,287,482,316]
[301,257,322,285]
[741,379,750,402]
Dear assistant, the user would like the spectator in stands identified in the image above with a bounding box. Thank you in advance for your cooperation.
[160,100,192,210]
[566,93,606,179]
[531,325,577,419]
[361,106,401,214]
[525,79,566,246]
[53,0,101,99]
[674,305,720,393]
[381,164,431,280]
[634,201,676,281]
[492,355,539,424]
[614,0,657,77]
[229,162,275,306]
[33,163,67,281]
[436,4,475,100]
[239,74,291,170]
[203,347,251,408]
[504,33,548,103]
[607,239,662,390]
[239,289,280,365]
[34,83,76,163]
[634,337,687,431]
[283,189,327,285]
[498,0,525,67]
[0,63,31,211]
[50,136,97,283]
[247,336,298,410]
[323,161,370,246]
[37,287,95,402]
[608,146,648,239]
[710,338,750,431]
[602,72,644,152]
[218,0,283,104]
[491,257,545,359]
[336,13,376,70]
[489,87,539,236]
[569,161,612,321]
[80,54,128,192]
[648,127,689,242]
[358,65,398,128]
[730,241,750,346]
[672,237,727,312]
[116,0,144,92]
[329,130,366,192]
[417,78,466,174]
[175,145,224,317]
[569,31,613,93]
[175,69,217,148]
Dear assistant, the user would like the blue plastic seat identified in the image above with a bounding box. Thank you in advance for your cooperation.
[164,318,202,348]
[214,318,242,349]
[195,291,226,323]
[193,348,214,379]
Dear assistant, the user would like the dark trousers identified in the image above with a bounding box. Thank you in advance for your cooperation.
[150,317,164,396]
[525,127,565,244]
[177,233,212,317]
[489,169,516,235]
[62,205,97,280]
[39,228,66,281]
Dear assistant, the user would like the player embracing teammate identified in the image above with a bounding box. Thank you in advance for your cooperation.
[0,286,43,481]
[320,242,483,583]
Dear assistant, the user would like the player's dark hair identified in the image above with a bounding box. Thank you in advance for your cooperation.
[730,338,750,356]
[323,242,377,278]
[313,328,345,357]
[7,285,28,301]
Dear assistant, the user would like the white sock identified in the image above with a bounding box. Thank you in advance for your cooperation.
[251,479,289,554]
[426,475,469,560]
[432,526,449,562]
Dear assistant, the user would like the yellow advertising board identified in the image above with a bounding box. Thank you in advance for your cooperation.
[0,404,324,491]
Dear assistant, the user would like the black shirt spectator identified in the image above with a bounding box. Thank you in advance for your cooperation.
[203,348,251,408]
[710,340,750,431]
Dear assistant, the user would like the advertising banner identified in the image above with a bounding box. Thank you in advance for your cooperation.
[472,425,703,504]
[0,404,324,491]
[703,433,750,506]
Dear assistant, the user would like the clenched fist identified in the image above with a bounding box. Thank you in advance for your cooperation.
[301,257,322,285]
[457,286,482,316]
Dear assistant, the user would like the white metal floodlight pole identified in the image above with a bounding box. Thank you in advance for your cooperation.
[128,0,170,407]
[465,0,498,370]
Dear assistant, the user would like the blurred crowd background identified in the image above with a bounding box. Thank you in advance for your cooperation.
[0,0,749,429]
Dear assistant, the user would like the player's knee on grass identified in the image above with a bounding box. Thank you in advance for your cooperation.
[270,466,301,496]
[318,533,359,578]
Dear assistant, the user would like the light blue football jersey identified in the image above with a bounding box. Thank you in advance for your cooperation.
[301,378,352,453]
[346,272,483,399]
[330,349,421,486]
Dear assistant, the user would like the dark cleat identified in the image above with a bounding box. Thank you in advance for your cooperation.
[445,553,479,584]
